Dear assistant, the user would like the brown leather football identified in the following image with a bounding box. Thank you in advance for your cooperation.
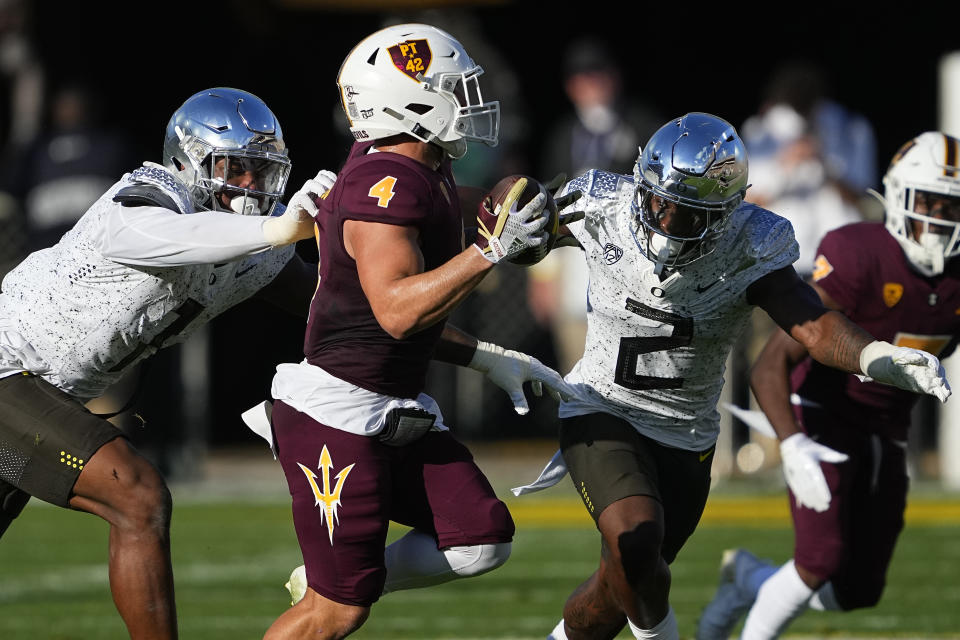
[482,175,559,266]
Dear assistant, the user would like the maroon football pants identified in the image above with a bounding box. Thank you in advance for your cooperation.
[272,400,514,606]
[791,404,908,610]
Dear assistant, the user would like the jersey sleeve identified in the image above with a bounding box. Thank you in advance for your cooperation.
[745,210,800,273]
[808,226,864,311]
[337,159,433,226]
[95,202,272,266]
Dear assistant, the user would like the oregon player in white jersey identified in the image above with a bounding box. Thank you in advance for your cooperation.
[538,113,950,640]
[0,88,334,640]
[560,169,797,451]
[0,161,297,399]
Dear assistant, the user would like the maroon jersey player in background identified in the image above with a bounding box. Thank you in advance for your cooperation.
[262,24,581,640]
[697,132,960,640]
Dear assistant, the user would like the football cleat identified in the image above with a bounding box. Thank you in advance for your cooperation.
[284,564,307,606]
[696,548,768,640]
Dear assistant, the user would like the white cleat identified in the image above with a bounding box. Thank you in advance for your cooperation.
[285,564,307,606]
[696,548,765,640]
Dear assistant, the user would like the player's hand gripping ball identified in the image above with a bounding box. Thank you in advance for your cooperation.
[475,175,559,266]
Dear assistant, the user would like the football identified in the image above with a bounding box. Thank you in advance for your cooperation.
[483,175,559,266]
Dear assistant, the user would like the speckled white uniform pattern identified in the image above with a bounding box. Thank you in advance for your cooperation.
[558,170,799,451]
[0,163,294,400]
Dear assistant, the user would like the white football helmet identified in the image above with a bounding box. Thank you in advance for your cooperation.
[163,88,291,216]
[336,23,499,160]
[632,113,748,273]
[881,131,960,276]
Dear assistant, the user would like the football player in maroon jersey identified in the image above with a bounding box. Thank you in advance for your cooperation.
[262,24,580,639]
[698,132,960,639]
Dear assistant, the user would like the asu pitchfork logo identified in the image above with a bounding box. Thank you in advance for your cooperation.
[297,445,355,544]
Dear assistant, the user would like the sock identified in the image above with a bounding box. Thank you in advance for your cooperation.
[547,618,568,640]
[627,607,678,640]
[809,581,841,611]
[382,528,510,593]
[740,560,814,640]
[743,560,779,600]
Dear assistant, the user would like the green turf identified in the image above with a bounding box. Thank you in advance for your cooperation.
[1,499,959,639]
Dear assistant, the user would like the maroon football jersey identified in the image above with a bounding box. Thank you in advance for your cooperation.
[305,141,463,398]
[791,222,960,439]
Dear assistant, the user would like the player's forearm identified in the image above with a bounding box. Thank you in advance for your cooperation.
[370,247,493,339]
[791,310,873,375]
[750,329,808,441]
[98,205,272,266]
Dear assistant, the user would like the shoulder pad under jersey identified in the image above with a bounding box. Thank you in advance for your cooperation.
[123,163,194,214]
[741,205,798,266]
[112,185,181,212]
[566,169,631,200]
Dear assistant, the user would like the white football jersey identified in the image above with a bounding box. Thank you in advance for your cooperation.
[0,163,294,400]
[558,170,799,451]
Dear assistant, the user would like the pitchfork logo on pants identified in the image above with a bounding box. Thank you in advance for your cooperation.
[297,445,356,544]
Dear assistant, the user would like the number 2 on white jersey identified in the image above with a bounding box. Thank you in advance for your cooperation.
[368,176,398,208]
[614,298,693,390]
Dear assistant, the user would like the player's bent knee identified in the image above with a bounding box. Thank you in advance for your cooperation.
[612,523,663,585]
[74,440,172,532]
[450,542,511,578]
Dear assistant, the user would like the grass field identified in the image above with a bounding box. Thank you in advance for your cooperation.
[1,450,960,639]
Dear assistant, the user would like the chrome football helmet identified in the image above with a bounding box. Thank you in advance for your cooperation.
[163,88,291,215]
[631,113,748,273]
[881,131,960,276]
[336,23,499,160]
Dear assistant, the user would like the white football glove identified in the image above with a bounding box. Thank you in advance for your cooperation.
[779,432,848,512]
[262,170,337,246]
[285,564,307,606]
[859,340,951,402]
[286,169,337,220]
[473,183,549,264]
[468,341,574,415]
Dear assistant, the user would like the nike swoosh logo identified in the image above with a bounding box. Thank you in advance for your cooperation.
[699,449,714,462]
[235,264,256,277]
[695,280,722,293]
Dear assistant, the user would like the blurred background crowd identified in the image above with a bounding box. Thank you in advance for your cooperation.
[1,0,957,488]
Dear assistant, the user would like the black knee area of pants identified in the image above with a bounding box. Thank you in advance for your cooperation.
[0,484,30,536]
[615,522,663,587]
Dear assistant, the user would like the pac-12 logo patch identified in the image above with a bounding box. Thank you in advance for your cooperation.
[603,243,623,265]
[297,445,355,544]
[388,39,431,80]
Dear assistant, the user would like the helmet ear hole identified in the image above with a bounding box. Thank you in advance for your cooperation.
[170,157,184,171]
[406,103,433,115]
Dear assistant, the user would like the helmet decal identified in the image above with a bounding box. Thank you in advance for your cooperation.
[944,133,958,178]
[388,39,432,81]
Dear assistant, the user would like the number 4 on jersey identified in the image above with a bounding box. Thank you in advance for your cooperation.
[368,176,398,208]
